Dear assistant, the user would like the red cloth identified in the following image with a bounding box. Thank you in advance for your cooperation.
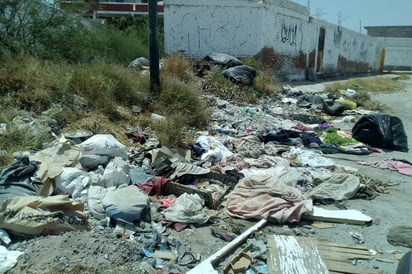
[160,197,177,208]
[135,176,169,195]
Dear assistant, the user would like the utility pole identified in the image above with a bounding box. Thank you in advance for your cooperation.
[149,0,160,97]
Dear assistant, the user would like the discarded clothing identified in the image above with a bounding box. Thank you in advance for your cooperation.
[135,176,170,195]
[160,197,176,208]
[305,173,361,202]
[0,157,39,205]
[357,159,412,176]
[194,135,233,162]
[163,193,209,225]
[226,174,312,224]
[259,129,301,145]
[283,147,335,168]
[317,128,360,146]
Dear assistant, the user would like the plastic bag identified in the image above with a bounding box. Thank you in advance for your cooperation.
[222,65,256,85]
[102,185,149,223]
[203,52,242,68]
[352,114,408,152]
[80,134,128,159]
[55,167,90,199]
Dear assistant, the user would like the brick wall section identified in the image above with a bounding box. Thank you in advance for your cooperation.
[164,0,384,79]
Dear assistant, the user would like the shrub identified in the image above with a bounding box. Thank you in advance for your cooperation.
[162,55,194,82]
[155,76,208,129]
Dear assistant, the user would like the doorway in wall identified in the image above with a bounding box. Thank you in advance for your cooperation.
[317,27,325,72]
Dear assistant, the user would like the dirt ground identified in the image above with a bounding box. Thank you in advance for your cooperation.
[4,75,412,274]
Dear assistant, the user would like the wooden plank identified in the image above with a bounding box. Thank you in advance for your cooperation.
[318,250,372,261]
[316,245,372,256]
[303,206,373,225]
[267,235,380,274]
[306,238,371,256]
[267,235,329,274]
[312,239,370,251]
[324,260,383,274]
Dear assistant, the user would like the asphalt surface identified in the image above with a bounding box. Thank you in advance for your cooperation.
[294,75,412,274]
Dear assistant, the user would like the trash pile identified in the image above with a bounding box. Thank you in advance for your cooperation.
[1,53,411,274]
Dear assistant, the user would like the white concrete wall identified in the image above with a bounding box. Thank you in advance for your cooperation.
[381,37,412,70]
[164,0,264,59]
[318,20,383,73]
[164,0,384,79]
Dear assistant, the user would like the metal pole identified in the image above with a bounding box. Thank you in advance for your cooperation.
[149,0,160,96]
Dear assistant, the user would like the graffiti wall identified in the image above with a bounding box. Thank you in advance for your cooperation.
[163,0,262,59]
[164,0,383,80]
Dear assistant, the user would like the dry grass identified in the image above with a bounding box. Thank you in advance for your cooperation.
[161,55,194,82]
[325,76,405,93]
[324,76,404,111]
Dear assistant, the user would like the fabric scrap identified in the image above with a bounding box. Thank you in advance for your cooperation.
[226,175,312,224]
[163,193,209,224]
[305,173,360,201]
[357,159,412,176]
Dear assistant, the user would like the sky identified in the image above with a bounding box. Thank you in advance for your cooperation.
[292,0,412,34]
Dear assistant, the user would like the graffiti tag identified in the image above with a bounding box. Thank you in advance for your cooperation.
[281,23,298,46]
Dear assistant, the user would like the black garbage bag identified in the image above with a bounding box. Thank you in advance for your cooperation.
[297,94,324,108]
[204,52,242,68]
[396,250,412,274]
[222,65,256,85]
[0,156,40,205]
[323,100,345,116]
[352,114,408,152]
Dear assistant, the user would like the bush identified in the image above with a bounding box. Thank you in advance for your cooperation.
[162,55,194,82]
[155,76,208,128]
[67,64,149,115]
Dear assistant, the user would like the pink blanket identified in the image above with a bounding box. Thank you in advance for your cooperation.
[226,175,313,224]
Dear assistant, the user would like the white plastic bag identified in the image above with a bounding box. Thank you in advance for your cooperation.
[102,157,130,187]
[55,167,90,199]
[80,134,127,160]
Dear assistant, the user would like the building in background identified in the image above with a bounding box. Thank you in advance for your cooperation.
[163,0,385,80]
[365,26,412,71]
[59,0,163,18]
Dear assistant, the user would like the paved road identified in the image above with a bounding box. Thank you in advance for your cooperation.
[295,75,412,274]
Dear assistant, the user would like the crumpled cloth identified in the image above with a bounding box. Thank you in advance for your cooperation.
[135,176,169,195]
[163,193,209,224]
[357,159,412,176]
[226,175,312,224]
